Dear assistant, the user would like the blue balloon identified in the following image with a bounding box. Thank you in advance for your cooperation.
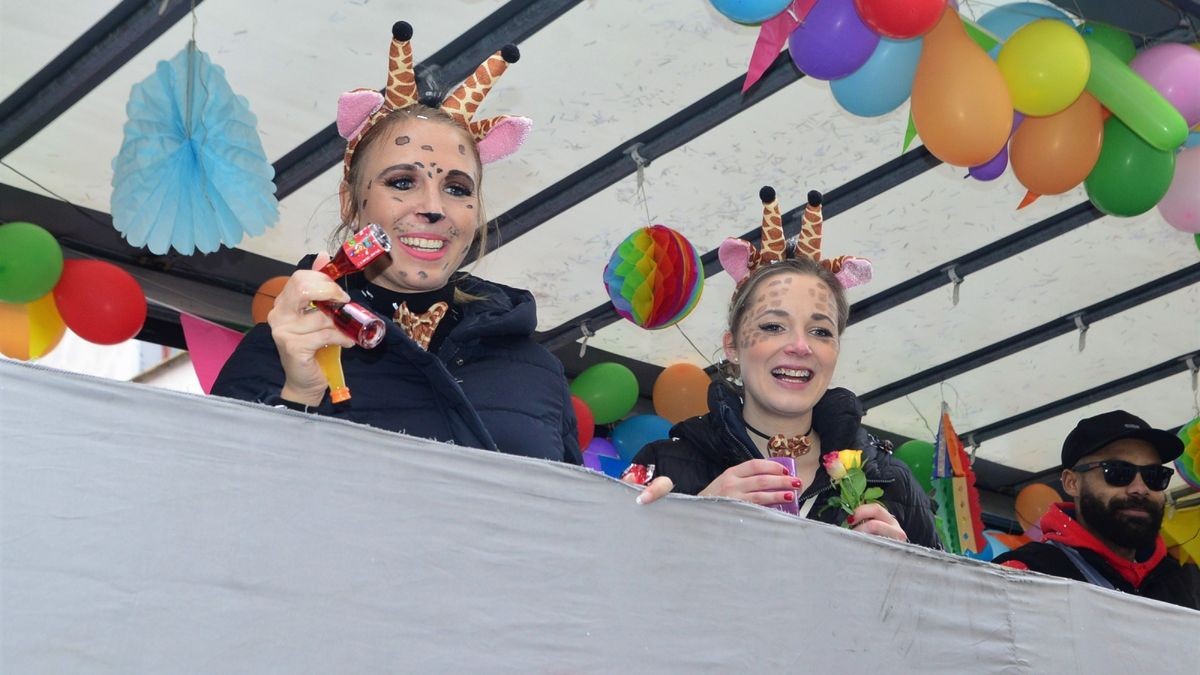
[977,3,1075,58]
[830,37,924,117]
[1185,131,1200,149]
[611,414,673,462]
[709,0,791,24]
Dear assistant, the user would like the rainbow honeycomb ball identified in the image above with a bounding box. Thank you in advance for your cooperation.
[603,225,703,330]
[1175,417,1200,489]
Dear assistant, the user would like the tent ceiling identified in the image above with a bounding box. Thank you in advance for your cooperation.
[2,0,1198,496]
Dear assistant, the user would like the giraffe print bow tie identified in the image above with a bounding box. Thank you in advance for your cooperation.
[768,434,812,458]
[394,301,449,351]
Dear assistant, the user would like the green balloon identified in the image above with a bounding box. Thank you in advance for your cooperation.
[1194,233,1199,254]
[894,440,935,493]
[1085,117,1176,217]
[0,221,63,304]
[570,362,639,425]
[1085,39,1188,151]
[1078,22,1134,64]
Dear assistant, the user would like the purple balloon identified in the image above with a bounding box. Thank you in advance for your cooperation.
[582,451,603,472]
[968,112,1023,181]
[585,437,619,458]
[968,145,1009,181]
[788,0,880,81]
[1130,44,1200,128]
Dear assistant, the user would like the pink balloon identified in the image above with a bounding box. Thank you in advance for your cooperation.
[1158,146,1200,233]
[1130,44,1200,128]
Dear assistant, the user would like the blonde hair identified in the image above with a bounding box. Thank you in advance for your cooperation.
[330,106,491,302]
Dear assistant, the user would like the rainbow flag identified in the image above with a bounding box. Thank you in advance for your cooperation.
[931,403,986,555]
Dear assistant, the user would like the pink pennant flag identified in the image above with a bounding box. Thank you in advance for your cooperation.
[179,312,246,394]
[742,0,817,94]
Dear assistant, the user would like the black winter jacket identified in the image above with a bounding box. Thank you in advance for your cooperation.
[212,271,581,464]
[631,383,940,549]
[994,503,1200,610]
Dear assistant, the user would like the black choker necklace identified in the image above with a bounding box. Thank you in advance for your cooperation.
[744,420,814,458]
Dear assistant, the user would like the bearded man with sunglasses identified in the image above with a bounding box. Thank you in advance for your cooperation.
[994,411,1200,610]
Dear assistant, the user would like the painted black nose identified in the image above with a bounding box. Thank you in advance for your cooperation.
[421,212,445,224]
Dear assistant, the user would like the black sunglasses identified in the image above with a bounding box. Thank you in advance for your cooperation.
[1071,460,1174,491]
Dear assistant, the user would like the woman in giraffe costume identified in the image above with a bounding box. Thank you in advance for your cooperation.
[213,22,581,465]
[625,187,938,548]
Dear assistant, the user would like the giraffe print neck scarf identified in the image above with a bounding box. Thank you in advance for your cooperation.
[394,301,449,351]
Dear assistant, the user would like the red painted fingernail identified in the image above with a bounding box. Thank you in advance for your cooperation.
[792,480,803,488]
[846,515,856,524]
[783,492,794,502]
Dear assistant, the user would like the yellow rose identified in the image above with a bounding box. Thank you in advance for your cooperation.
[837,449,863,471]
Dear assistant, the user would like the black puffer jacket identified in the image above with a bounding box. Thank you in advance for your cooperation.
[212,271,581,464]
[631,383,940,548]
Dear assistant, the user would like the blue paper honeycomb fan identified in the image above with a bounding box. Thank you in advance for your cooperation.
[111,42,278,255]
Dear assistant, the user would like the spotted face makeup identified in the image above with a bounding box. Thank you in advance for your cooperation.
[725,272,841,429]
[344,117,482,293]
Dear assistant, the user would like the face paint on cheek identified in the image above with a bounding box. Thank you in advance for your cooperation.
[448,225,460,238]
[362,199,368,209]
[738,300,770,348]
[417,271,428,280]
[465,204,473,209]
[421,145,434,151]
[395,136,410,146]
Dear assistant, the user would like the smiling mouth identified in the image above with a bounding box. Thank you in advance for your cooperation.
[397,235,446,252]
[772,367,813,383]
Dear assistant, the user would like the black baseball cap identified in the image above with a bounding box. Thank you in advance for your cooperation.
[1061,410,1184,468]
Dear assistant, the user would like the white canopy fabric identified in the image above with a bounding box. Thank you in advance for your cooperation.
[3,359,1197,671]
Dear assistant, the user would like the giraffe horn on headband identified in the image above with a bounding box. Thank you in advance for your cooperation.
[757,186,786,266]
[384,21,418,110]
[785,190,875,290]
[789,190,824,262]
[441,46,520,128]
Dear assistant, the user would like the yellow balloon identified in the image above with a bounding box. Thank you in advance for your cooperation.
[0,293,66,360]
[999,19,1091,116]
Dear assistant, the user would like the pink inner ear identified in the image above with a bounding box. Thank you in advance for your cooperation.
[476,117,532,164]
[337,89,385,140]
[833,258,873,290]
[718,239,753,284]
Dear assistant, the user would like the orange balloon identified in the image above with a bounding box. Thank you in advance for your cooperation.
[911,7,1013,166]
[1011,92,1105,196]
[652,363,712,424]
[0,293,66,360]
[251,276,289,324]
[1014,483,1062,531]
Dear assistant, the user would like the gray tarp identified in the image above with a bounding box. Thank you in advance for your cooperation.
[2,359,1197,673]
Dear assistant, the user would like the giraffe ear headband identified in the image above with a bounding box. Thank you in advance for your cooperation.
[717,186,873,290]
[336,21,532,176]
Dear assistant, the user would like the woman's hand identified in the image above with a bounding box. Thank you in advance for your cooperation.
[624,476,675,505]
[267,253,356,405]
[698,459,803,507]
[847,502,908,542]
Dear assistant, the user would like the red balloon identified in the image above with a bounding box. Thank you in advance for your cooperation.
[854,0,945,39]
[53,260,147,345]
[571,395,595,449]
